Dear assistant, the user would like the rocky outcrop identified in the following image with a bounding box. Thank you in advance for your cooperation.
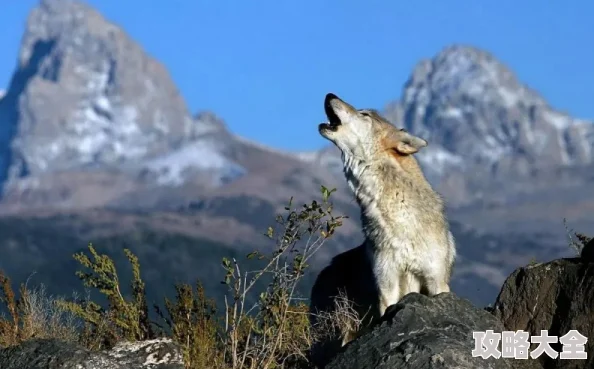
[325,293,524,369]
[0,337,184,369]
[580,237,594,262]
[493,257,594,369]
[317,253,594,369]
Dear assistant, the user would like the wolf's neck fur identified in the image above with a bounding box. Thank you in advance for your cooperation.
[341,153,374,206]
[341,151,445,250]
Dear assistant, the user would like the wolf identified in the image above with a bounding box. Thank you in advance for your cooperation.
[309,93,456,364]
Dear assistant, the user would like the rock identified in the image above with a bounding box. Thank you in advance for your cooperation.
[580,238,594,262]
[325,292,524,369]
[0,337,184,369]
[493,258,594,369]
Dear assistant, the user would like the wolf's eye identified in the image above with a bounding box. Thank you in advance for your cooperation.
[360,111,370,117]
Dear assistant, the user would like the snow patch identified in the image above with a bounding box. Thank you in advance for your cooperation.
[34,61,159,168]
[418,146,463,174]
[480,145,508,161]
[94,95,111,112]
[575,123,594,162]
[439,107,463,118]
[67,103,148,161]
[144,141,246,186]
[543,110,572,130]
[557,133,570,165]
[484,135,498,148]
[498,87,519,107]
[294,150,320,162]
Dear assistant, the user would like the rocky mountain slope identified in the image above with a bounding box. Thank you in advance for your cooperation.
[0,0,591,307]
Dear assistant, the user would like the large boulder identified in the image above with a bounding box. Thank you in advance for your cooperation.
[0,337,184,369]
[493,257,594,369]
[326,292,524,369]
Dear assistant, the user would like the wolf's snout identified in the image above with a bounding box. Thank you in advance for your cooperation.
[325,93,339,105]
[324,93,342,128]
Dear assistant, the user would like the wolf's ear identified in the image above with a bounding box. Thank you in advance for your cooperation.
[388,130,428,155]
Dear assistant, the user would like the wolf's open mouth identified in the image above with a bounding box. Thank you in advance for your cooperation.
[320,96,342,132]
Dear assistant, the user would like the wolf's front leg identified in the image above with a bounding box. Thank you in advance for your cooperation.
[423,274,450,296]
[377,283,400,318]
[421,258,452,296]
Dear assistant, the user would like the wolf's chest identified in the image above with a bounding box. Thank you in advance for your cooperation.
[363,209,431,274]
[370,234,423,264]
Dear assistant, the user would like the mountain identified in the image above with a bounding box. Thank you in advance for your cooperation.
[391,45,594,201]
[0,0,591,308]
[0,0,256,210]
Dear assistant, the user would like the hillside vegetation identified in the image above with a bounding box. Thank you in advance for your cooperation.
[1,186,352,369]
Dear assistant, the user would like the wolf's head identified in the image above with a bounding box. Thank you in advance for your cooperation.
[318,93,428,163]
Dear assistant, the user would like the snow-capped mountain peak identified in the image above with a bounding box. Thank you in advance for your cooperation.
[0,0,245,194]
[384,45,594,176]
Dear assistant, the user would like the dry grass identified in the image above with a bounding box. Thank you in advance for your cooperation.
[309,290,366,347]
[563,218,592,256]
[0,272,80,347]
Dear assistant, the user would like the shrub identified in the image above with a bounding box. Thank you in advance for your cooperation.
[0,272,80,347]
[57,245,155,350]
[218,185,345,369]
[154,281,225,369]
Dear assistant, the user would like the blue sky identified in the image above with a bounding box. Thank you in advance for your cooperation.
[1,0,593,151]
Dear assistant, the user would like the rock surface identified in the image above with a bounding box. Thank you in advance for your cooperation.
[493,257,594,369]
[326,292,525,369]
[0,337,184,369]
